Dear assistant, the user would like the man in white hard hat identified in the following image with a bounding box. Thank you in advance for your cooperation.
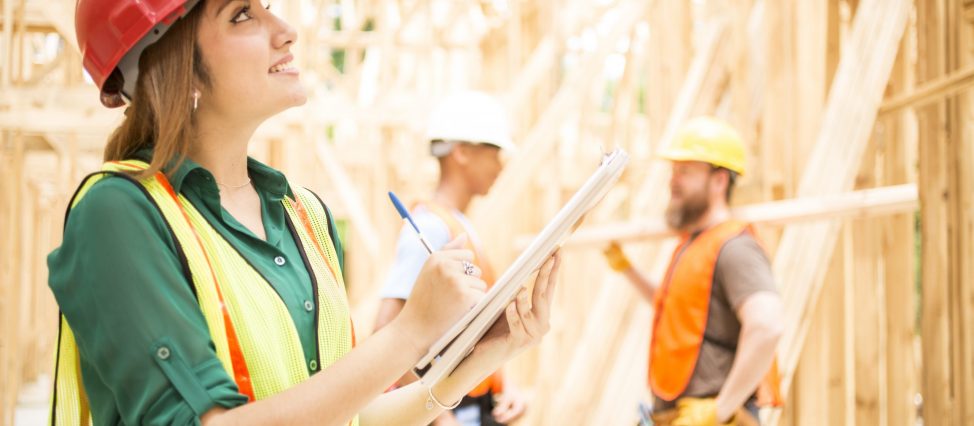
[374,91,525,426]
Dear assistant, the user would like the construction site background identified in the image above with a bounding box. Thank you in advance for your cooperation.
[2,0,973,424]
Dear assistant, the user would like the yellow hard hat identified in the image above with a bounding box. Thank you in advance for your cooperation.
[659,116,746,176]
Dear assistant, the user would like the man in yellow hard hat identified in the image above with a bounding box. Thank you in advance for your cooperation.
[604,117,783,425]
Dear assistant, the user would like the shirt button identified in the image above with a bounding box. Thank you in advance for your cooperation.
[309,360,318,371]
[303,300,314,312]
[274,256,286,266]
[157,346,171,360]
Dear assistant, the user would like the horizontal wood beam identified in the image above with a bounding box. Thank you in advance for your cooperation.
[879,65,974,114]
[0,107,120,137]
[524,184,917,249]
[0,4,57,33]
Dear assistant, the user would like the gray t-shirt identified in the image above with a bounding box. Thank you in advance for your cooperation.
[654,233,778,410]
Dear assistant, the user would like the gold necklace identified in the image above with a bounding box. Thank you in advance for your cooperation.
[216,179,252,190]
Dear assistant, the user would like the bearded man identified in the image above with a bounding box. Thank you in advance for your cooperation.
[603,117,783,426]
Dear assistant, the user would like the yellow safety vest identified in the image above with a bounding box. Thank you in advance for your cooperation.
[50,160,357,425]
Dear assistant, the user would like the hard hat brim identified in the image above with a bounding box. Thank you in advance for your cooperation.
[482,139,517,153]
[429,138,517,155]
[658,148,745,176]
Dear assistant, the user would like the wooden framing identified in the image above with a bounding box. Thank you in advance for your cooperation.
[880,19,919,425]
[917,0,974,424]
[771,0,910,405]
[469,0,652,241]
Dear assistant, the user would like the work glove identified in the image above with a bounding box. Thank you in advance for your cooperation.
[672,398,733,426]
[672,397,759,426]
[602,241,632,272]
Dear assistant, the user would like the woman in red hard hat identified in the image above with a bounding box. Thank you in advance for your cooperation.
[47,1,561,425]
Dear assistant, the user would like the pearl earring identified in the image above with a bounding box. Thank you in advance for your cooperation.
[192,90,201,111]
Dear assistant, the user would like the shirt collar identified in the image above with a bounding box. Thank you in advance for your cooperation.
[133,148,290,199]
[246,156,289,202]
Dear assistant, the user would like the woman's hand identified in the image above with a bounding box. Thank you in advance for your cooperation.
[351,252,559,426]
[394,235,487,356]
[472,251,561,368]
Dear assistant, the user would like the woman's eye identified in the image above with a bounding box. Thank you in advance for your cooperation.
[231,6,254,23]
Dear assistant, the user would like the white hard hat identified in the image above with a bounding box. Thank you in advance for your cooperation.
[426,91,516,157]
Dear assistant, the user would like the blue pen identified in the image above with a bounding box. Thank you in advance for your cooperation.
[388,191,435,254]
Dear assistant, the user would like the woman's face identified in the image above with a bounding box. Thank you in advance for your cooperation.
[196,0,306,121]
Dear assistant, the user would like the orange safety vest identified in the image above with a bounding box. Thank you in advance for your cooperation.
[418,202,504,398]
[649,220,781,406]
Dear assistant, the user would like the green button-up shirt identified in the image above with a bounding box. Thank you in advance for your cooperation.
[48,150,343,425]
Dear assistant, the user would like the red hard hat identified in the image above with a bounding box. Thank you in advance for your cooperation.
[75,0,201,107]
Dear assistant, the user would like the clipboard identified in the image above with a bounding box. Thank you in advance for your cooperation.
[414,148,629,387]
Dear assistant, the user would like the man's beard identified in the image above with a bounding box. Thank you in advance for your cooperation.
[664,189,710,232]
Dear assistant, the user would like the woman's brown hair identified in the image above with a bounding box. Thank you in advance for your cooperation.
[102,4,210,179]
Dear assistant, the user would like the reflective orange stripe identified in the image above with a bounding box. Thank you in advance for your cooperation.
[289,195,342,290]
[154,172,256,402]
[649,220,749,402]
